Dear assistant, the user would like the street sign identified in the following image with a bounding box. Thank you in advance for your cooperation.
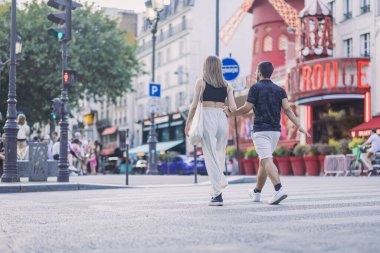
[149,97,160,114]
[222,57,240,81]
[149,83,161,97]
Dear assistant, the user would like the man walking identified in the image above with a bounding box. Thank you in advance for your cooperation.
[225,62,310,205]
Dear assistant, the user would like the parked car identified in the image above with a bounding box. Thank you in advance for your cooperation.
[134,160,148,174]
[158,155,207,175]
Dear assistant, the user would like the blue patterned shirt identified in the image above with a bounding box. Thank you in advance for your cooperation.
[247,80,288,133]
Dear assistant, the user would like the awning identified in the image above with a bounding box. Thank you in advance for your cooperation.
[101,148,114,156]
[128,140,183,155]
[351,116,380,138]
[102,127,117,136]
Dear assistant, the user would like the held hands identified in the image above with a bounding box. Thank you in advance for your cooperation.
[223,106,231,117]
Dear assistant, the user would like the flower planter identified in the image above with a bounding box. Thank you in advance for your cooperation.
[318,155,326,174]
[251,158,260,174]
[242,159,255,175]
[238,159,245,175]
[304,156,320,176]
[275,157,292,175]
[289,156,305,176]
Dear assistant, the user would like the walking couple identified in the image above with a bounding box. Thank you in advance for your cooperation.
[185,56,310,206]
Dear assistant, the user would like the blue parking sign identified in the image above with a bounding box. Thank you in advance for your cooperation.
[149,83,161,97]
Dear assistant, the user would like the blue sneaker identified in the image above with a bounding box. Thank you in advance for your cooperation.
[209,193,223,206]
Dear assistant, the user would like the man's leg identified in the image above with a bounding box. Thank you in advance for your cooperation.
[262,158,281,186]
[255,159,268,190]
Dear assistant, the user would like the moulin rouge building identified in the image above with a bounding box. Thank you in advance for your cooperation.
[229,0,377,150]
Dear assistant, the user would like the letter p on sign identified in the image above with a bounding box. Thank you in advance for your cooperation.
[149,83,161,97]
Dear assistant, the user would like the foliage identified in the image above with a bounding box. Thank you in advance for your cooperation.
[337,139,351,155]
[245,147,257,158]
[304,144,320,156]
[293,144,307,157]
[316,143,335,155]
[0,1,139,125]
[273,146,291,157]
[328,139,339,153]
[349,137,365,150]
[226,146,244,159]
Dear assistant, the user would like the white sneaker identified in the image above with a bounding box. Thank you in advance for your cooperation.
[248,189,261,202]
[268,187,288,205]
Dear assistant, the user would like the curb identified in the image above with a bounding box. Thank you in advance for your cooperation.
[0,183,128,194]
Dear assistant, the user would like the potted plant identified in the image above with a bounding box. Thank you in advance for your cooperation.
[273,146,292,175]
[337,139,351,155]
[316,143,334,174]
[244,147,257,175]
[349,137,365,150]
[304,144,321,176]
[290,144,307,176]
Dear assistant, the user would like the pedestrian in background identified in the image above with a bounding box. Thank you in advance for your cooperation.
[53,137,60,160]
[17,130,29,160]
[42,135,54,160]
[225,62,310,205]
[17,114,30,141]
[185,56,237,206]
[0,134,5,177]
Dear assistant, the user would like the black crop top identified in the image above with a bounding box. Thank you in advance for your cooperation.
[202,82,227,103]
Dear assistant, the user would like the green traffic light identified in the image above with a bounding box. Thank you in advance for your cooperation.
[57,32,64,40]
[52,114,57,120]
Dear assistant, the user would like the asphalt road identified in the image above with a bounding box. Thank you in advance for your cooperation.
[1,177,380,253]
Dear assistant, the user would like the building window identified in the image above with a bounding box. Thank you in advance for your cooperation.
[343,0,352,20]
[159,29,164,42]
[138,106,144,120]
[378,0,380,16]
[168,23,173,37]
[343,38,352,57]
[165,71,170,88]
[360,0,370,14]
[328,1,335,22]
[176,92,184,108]
[182,16,186,30]
[166,47,171,62]
[179,40,185,55]
[278,35,288,51]
[263,36,273,52]
[254,38,260,54]
[164,96,171,113]
[157,51,163,66]
[360,33,370,57]
[174,126,184,140]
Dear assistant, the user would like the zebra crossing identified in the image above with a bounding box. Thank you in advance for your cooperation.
[0,177,379,253]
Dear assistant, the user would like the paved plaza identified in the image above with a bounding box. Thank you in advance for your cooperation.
[0,177,379,253]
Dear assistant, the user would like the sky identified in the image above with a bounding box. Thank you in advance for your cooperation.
[18,0,146,13]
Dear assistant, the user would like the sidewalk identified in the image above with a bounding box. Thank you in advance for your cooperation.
[0,175,256,193]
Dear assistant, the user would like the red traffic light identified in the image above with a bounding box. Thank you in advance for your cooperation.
[63,70,76,85]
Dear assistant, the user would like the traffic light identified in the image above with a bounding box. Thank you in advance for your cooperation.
[63,70,76,86]
[47,0,82,42]
[51,98,63,121]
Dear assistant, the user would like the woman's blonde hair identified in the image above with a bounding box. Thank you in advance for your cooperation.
[17,114,26,125]
[202,56,228,88]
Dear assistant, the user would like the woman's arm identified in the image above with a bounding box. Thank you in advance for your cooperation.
[185,79,203,136]
[226,85,237,112]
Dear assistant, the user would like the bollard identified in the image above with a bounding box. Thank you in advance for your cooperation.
[194,145,197,184]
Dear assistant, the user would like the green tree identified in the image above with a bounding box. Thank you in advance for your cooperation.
[0,0,139,126]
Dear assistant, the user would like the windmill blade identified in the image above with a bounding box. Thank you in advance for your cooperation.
[268,0,300,29]
[219,0,254,45]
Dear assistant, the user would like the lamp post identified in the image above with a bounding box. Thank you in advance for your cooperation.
[1,0,22,183]
[144,0,169,175]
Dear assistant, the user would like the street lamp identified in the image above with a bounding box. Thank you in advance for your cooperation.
[144,0,169,174]
[1,0,21,183]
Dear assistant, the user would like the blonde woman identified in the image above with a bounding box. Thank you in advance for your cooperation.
[185,56,237,206]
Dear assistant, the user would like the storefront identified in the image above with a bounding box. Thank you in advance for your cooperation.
[288,57,371,143]
[142,113,185,154]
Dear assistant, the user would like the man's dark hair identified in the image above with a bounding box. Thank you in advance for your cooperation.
[258,62,274,78]
[372,129,377,134]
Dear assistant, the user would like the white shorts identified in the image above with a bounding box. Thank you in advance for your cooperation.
[252,131,281,160]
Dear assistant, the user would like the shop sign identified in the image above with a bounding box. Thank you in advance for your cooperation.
[288,58,370,100]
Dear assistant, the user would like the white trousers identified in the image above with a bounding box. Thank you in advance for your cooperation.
[202,108,228,197]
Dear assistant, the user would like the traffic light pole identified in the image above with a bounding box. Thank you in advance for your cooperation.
[57,41,70,182]
[2,0,19,183]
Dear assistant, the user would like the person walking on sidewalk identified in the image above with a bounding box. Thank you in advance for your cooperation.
[185,56,237,206]
[225,62,310,205]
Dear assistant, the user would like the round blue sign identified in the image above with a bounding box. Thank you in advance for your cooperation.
[222,58,240,81]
